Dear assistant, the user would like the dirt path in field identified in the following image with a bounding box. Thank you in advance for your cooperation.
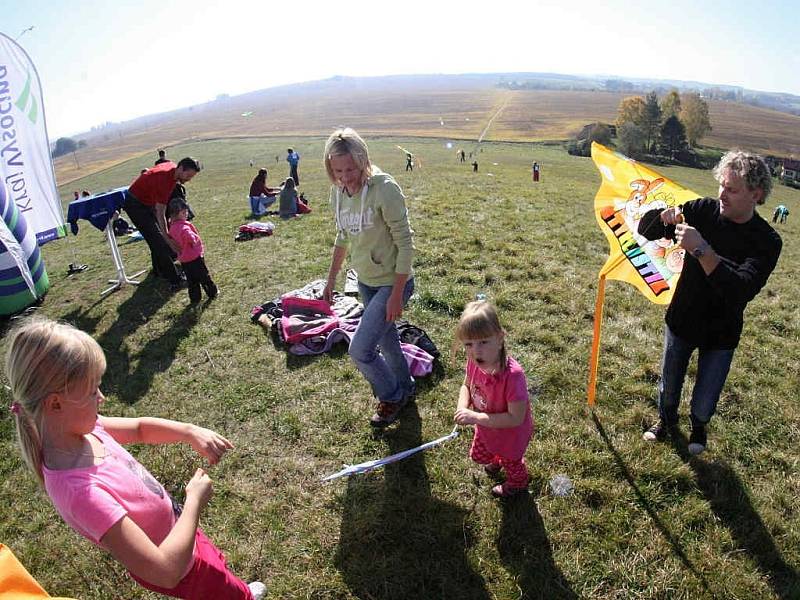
[477,92,511,143]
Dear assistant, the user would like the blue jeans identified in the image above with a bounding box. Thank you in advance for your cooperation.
[249,195,275,216]
[350,278,415,403]
[658,326,735,428]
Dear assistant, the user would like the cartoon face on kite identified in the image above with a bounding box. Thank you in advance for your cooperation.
[664,246,685,274]
[625,178,666,220]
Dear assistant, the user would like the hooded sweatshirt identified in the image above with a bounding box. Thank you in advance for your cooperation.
[330,167,414,287]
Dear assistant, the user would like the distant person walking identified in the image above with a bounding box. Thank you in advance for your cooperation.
[459,149,466,163]
[124,157,202,290]
[154,149,169,165]
[773,204,789,224]
[286,148,301,185]
[472,160,478,173]
[532,162,540,182]
[405,152,413,172]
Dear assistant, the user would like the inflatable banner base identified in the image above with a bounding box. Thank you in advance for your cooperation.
[0,266,48,316]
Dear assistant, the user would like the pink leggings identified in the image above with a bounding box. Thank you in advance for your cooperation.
[131,528,253,600]
[470,436,529,488]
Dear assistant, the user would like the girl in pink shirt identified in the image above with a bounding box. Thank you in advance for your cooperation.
[168,199,218,304]
[5,317,265,600]
[453,301,535,497]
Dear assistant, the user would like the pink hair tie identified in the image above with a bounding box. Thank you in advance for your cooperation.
[10,402,21,415]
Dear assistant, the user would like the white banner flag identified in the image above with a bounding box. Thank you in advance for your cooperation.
[0,32,62,314]
[0,31,65,246]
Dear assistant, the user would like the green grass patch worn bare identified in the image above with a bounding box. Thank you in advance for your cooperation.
[2,137,799,599]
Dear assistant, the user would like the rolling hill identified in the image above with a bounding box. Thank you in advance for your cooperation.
[54,74,800,185]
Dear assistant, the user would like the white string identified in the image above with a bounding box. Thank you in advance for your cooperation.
[322,425,460,482]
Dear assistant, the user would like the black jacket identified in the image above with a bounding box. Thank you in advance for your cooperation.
[639,198,782,349]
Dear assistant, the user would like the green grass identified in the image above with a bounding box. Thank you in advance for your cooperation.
[2,137,799,599]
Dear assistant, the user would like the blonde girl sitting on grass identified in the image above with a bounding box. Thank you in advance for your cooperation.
[453,301,535,498]
[5,317,265,600]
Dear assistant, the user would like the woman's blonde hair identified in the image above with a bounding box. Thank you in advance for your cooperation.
[5,317,106,485]
[452,300,507,369]
[323,127,373,187]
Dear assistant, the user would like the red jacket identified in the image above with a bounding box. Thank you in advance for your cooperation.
[129,162,177,206]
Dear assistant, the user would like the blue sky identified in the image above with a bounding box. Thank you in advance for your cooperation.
[4,0,799,139]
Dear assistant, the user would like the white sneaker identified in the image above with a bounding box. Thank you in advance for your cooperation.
[248,581,267,600]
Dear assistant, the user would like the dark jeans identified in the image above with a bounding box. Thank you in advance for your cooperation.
[289,164,300,186]
[123,192,179,284]
[182,256,217,303]
[658,325,735,428]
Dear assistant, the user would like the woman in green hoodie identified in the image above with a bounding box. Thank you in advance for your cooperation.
[322,128,416,428]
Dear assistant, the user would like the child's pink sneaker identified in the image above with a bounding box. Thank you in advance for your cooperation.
[491,483,528,498]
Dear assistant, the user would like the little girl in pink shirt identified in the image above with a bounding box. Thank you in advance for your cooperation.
[5,317,264,600]
[168,199,218,304]
[453,300,535,497]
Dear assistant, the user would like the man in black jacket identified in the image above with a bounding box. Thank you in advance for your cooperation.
[638,150,781,455]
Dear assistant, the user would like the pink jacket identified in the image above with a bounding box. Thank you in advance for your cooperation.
[168,219,204,263]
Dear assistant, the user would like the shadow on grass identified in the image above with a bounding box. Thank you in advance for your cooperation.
[498,493,578,599]
[63,274,198,405]
[592,412,716,597]
[670,433,800,599]
[335,404,490,599]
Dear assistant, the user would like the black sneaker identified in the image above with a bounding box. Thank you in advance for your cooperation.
[642,419,678,442]
[169,279,187,293]
[484,463,502,477]
[688,424,707,455]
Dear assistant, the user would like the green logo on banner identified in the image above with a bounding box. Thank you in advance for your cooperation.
[14,71,39,125]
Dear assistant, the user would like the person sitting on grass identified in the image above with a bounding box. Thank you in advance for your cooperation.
[278,178,311,220]
[5,317,265,600]
[168,199,218,304]
[248,168,280,217]
[453,300,535,498]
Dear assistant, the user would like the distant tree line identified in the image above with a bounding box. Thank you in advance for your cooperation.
[567,89,713,166]
[615,89,711,160]
[51,137,87,159]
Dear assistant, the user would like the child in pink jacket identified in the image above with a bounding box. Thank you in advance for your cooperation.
[168,199,218,303]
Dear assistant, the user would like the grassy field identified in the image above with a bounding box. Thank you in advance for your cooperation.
[54,81,800,186]
[2,136,800,599]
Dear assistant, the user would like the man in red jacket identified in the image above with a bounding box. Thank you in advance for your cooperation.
[124,157,201,288]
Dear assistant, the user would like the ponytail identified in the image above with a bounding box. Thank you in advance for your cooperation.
[11,406,46,486]
[5,317,106,486]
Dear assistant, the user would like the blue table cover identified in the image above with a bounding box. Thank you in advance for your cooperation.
[66,187,128,235]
